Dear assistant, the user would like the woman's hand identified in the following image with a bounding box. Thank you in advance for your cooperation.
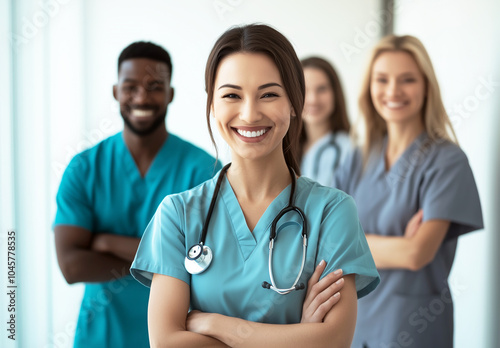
[404,209,424,238]
[301,260,344,323]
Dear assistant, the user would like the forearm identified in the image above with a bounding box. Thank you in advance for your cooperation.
[59,248,131,284]
[366,220,449,271]
[365,234,416,270]
[150,330,228,348]
[196,275,357,348]
[203,315,348,348]
[92,234,140,262]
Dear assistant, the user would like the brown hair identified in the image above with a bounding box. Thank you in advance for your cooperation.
[358,35,457,164]
[205,24,305,174]
[299,57,351,160]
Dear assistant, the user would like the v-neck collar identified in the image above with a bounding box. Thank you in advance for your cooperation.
[120,132,171,181]
[220,175,293,260]
[380,131,429,183]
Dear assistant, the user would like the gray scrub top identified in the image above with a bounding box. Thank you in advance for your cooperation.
[335,132,483,348]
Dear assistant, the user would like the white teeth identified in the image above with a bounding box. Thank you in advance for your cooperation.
[237,128,268,138]
[131,109,154,117]
[385,101,405,109]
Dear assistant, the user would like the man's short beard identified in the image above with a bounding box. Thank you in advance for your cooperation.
[122,114,166,136]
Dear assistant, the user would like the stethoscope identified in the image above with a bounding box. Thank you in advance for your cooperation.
[184,163,308,295]
[313,134,341,179]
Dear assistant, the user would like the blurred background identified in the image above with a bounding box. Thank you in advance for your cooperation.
[1,0,498,347]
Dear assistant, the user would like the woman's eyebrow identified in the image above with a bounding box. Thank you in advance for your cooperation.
[218,82,283,90]
[218,84,241,90]
[258,82,283,90]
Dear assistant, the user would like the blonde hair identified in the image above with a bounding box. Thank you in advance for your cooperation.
[357,35,457,162]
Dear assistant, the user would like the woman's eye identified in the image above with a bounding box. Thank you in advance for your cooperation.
[403,78,416,83]
[262,92,279,98]
[375,78,387,83]
[222,93,240,99]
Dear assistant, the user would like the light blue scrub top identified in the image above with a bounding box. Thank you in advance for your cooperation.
[301,131,352,187]
[54,132,221,348]
[335,132,483,348]
[131,173,380,324]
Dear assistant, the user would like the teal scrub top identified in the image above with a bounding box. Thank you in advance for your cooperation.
[54,132,221,348]
[334,132,483,348]
[131,173,380,324]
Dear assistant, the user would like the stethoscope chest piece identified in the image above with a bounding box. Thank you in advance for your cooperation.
[185,243,213,275]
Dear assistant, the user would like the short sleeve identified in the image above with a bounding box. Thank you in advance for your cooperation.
[420,147,483,239]
[318,194,380,298]
[53,154,94,231]
[130,196,190,287]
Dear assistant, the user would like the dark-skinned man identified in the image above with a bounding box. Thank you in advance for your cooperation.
[54,41,221,348]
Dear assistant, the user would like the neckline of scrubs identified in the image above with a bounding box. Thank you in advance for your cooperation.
[220,175,295,260]
[379,131,429,175]
[120,132,171,181]
[303,131,333,157]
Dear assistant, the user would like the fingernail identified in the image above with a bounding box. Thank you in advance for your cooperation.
[334,269,342,275]
[318,260,325,267]
[336,278,344,285]
[334,292,340,298]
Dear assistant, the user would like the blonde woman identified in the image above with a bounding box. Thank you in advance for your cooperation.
[334,35,483,347]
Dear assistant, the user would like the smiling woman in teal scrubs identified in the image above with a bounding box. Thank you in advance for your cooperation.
[131,24,379,347]
[335,35,483,348]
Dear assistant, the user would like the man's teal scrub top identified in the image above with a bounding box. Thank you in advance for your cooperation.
[54,132,221,348]
[335,132,483,348]
[131,173,380,324]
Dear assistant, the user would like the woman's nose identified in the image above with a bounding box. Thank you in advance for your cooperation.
[305,91,318,105]
[386,80,402,97]
[239,100,262,123]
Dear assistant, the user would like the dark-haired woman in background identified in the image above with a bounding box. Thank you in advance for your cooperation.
[131,24,379,347]
[299,57,352,187]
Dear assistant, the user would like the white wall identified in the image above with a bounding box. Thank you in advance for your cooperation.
[2,0,498,347]
[394,0,500,347]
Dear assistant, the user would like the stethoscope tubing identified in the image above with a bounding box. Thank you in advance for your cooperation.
[267,235,307,295]
[197,163,231,247]
[185,162,309,295]
[313,134,341,179]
